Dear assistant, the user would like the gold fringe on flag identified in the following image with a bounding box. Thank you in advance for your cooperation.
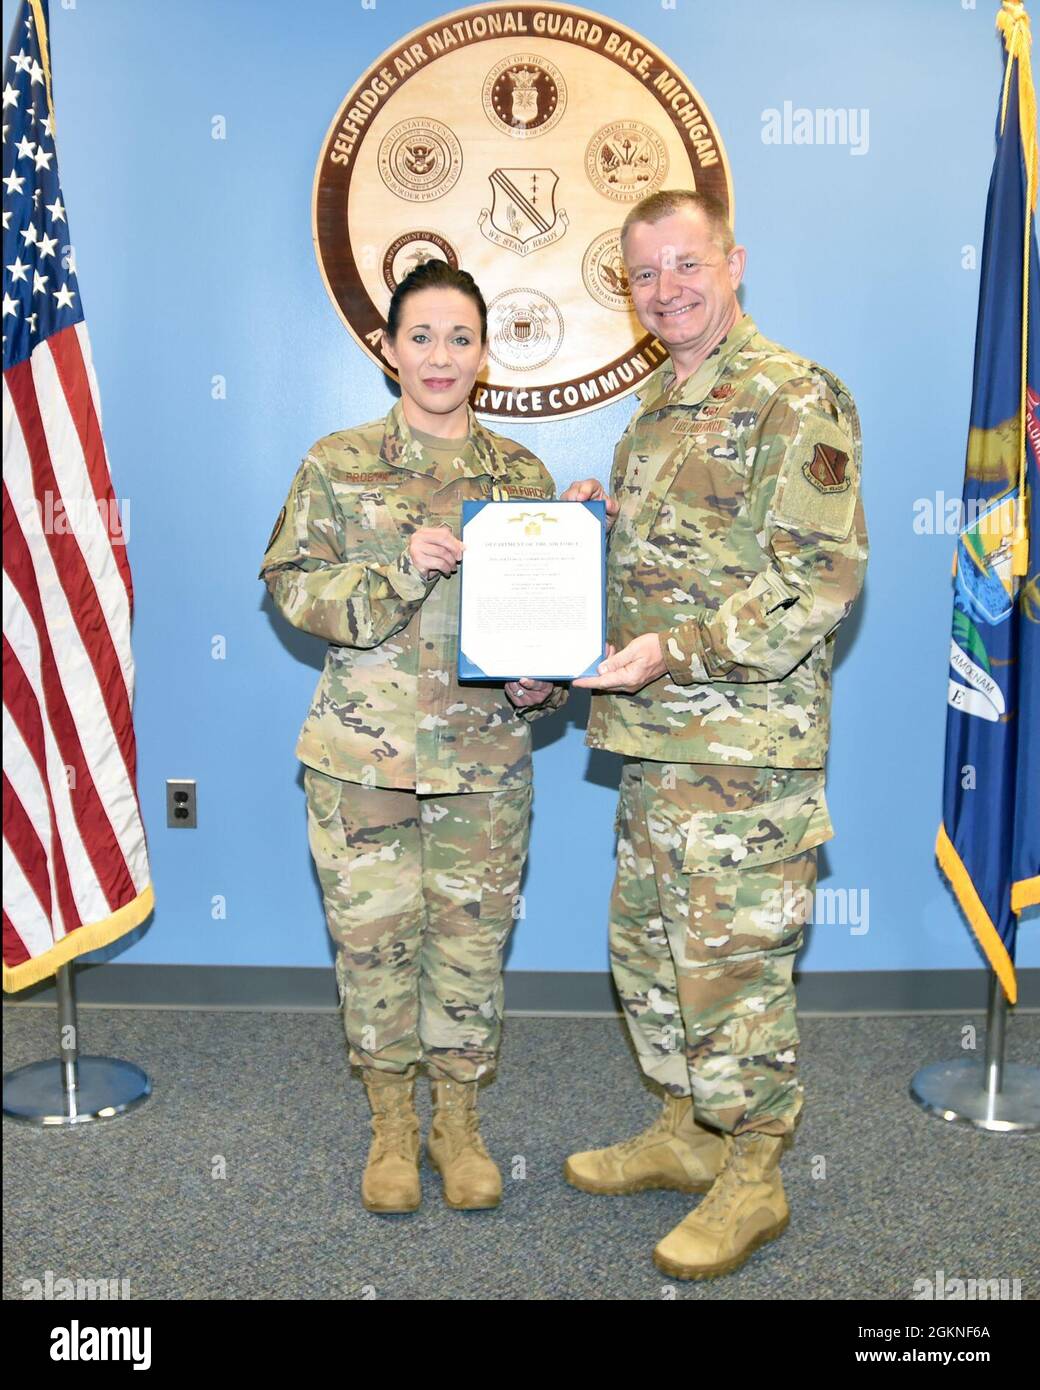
[2,886,155,993]
[1011,874,1040,910]
[936,825,1018,1003]
[26,0,56,139]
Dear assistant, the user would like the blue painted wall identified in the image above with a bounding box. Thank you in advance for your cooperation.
[38,0,1037,975]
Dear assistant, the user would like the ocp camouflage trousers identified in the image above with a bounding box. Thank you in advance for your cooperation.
[304,767,532,1082]
[610,759,828,1137]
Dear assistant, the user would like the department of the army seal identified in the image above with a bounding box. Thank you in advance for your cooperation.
[482,54,566,139]
[586,121,668,202]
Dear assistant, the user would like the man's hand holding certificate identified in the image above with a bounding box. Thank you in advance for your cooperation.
[458,499,608,682]
[561,479,668,694]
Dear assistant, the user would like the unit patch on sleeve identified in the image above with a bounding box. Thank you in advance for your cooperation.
[803,443,850,494]
[773,420,858,540]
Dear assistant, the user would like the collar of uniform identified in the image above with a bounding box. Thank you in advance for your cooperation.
[380,398,504,479]
[637,314,759,412]
[633,358,673,404]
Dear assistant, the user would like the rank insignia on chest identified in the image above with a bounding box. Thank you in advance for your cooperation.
[803,443,851,493]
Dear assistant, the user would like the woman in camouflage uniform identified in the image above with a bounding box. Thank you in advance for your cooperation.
[259,260,561,1213]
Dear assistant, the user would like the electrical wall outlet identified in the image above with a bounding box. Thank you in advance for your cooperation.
[166,780,197,828]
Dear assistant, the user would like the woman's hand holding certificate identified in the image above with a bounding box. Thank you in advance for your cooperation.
[409,524,464,580]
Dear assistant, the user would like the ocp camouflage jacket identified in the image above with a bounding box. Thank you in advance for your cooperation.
[586,315,868,769]
[259,399,562,794]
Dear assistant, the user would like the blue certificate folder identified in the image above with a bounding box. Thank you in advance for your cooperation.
[458,499,607,682]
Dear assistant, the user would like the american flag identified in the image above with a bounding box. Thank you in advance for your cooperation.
[3,0,152,990]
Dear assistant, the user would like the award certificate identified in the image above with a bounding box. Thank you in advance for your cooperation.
[458,500,606,681]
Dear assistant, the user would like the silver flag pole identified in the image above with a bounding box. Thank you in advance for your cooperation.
[3,963,150,1125]
[910,969,1039,1132]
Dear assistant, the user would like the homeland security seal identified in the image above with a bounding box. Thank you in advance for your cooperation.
[313,2,732,421]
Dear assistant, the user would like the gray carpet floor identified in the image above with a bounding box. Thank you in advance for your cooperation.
[3,1008,1038,1301]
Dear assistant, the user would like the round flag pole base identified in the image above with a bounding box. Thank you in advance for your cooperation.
[2,1057,151,1125]
[910,971,1038,1132]
[909,1059,1040,1133]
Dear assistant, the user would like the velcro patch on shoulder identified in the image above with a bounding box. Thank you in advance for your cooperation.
[772,419,857,540]
[265,505,286,552]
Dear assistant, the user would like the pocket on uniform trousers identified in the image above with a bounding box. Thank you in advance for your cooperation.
[303,765,348,871]
[613,760,643,840]
[680,770,829,969]
[482,784,533,921]
[680,769,832,875]
[489,783,533,850]
[710,848,815,1056]
[304,765,344,826]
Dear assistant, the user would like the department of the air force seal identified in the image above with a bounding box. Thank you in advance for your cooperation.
[313,3,732,420]
[482,54,566,138]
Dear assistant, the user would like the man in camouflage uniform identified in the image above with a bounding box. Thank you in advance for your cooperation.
[564,190,867,1278]
[259,395,560,1212]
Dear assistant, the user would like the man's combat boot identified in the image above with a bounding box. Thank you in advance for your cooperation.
[360,1069,421,1213]
[427,1078,502,1209]
[652,1131,788,1278]
[564,1092,732,1195]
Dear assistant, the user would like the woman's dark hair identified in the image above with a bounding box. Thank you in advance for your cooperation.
[385,259,488,344]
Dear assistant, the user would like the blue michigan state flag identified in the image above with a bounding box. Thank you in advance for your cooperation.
[937,3,1039,1004]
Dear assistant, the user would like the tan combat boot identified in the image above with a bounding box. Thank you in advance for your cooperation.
[652,1131,789,1279]
[564,1093,732,1195]
[360,1070,421,1214]
[427,1078,502,1210]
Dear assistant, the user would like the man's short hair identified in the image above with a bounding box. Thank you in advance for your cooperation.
[620,190,735,255]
